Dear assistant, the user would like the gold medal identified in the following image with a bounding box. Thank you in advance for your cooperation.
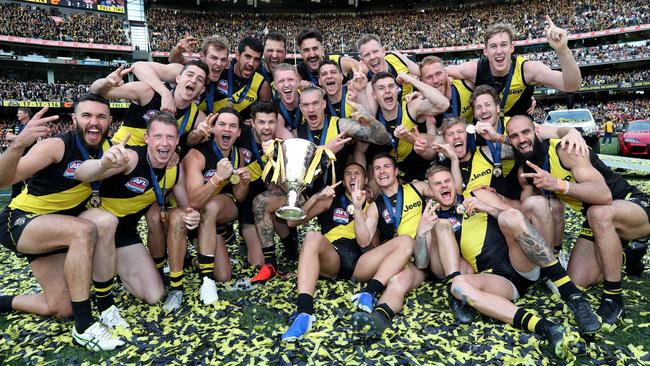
[346,204,355,216]
[455,204,466,215]
[229,173,241,185]
[465,125,476,134]
[90,194,101,208]
[160,210,169,224]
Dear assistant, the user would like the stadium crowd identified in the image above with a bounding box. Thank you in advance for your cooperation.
[0,79,90,102]
[535,98,650,123]
[0,0,647,52]
[527,42,650,68]
[582,69,650,85]
[0,2,129,45]
[147,0,650,52]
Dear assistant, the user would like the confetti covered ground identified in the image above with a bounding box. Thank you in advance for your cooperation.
[0,172,649,365]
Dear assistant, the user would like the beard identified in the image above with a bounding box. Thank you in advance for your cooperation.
[514,136,549,174]
[76,124,108,152]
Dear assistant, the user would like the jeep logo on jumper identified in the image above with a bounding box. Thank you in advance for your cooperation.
[403,201,422,212]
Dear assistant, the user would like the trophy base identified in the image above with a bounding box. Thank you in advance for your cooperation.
[276,206,306,221]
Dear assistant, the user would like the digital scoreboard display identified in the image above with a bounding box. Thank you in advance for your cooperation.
[17,0,125,14]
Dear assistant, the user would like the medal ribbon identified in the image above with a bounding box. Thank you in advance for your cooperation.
[326,86,347,118]
[378,105,401,150]
[171,88,193,136]
[484,59,516,169]
[146,153,168,211]
[206,82,215,114]
[211,141,239,177]
[305,66,319,86]
[306,117,331,146]
[75,134,103,194]
[250,132,265,170]
[498,59,516,118]
[227,60,254,105]
[278,102,301,130]
[381,185,404,233]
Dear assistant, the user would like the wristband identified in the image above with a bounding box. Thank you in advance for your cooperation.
[557,178,570,194]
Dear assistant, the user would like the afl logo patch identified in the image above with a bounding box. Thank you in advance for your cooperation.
[125,177,149,193]
[448,217,461,233]
[382,209,392,224]
[143,109,159,122]
[241,148,252,164]
[203,169,216,183]
[63,160,83,179]
[217,79,229,95]
[332,208,349,224]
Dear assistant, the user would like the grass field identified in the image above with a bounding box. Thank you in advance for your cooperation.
[0,173,649,365]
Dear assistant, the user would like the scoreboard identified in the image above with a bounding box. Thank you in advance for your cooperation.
[16,0,125,14]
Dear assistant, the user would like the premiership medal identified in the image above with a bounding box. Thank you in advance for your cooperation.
[90,193,101,208]
[493,163,503,178]
[465,125,476,134]
[229,173,241,185]
[438,152,446,162]
[160,210,169,224]
[346,204,355,216]
[455,204,466,215]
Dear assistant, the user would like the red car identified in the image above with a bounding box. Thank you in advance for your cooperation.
[619,120,650,156]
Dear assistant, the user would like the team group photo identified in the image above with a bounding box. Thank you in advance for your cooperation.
[0,0,649,364]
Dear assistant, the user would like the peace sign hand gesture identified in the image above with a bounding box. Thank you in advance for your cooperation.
[520,160,564,192]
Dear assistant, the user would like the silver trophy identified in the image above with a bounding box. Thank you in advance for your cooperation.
[276,138,318,221]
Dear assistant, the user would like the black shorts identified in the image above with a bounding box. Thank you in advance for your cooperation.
[332,238,362,280]
[238,181,266,227]
[628,190,650,225]
[0,208,68,262]
[115,215,143,248]
[578,190,650,243]
[489,261,534,298]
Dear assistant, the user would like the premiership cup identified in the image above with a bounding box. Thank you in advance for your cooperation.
[275,138,317,221]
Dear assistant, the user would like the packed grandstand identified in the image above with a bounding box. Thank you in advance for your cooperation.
[0,0,648,136]
[0,0,649,364]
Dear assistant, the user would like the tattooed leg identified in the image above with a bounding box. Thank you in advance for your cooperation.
[498,208,553,270]
[253,187,287,249]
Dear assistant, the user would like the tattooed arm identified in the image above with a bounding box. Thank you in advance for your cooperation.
[338,106,392,146]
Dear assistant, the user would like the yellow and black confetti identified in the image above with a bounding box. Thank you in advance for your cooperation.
[0,173,649,365]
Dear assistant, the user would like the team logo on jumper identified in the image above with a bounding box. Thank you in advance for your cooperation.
[448,217,461,232]
[63,160,83,179]
[241,148,252,164]
[203,169,216,183]
[217,80,229,95]
[143,109,159,122]
[15,217,26,226]
[382,209,392,223]
[333,208,349,224]
[125,177,149,193]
